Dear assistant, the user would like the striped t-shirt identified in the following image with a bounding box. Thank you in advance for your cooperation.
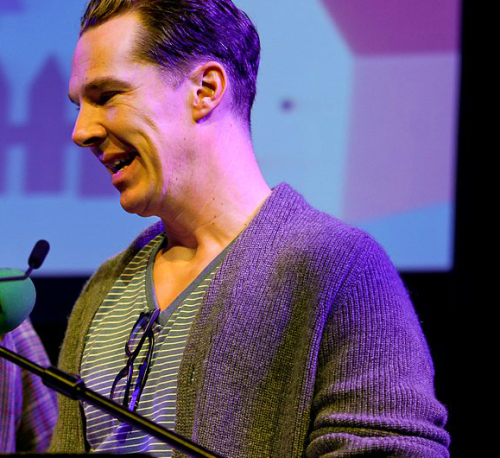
[81,233,227,456]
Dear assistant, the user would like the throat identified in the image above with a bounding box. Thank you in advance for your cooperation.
[153,255,205,311]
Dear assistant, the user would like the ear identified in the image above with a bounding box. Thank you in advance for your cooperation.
[190,62,228,122]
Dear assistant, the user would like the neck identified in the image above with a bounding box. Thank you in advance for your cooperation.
[157,122,271,260]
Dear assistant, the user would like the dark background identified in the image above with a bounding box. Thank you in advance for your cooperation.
[27,1,480,456]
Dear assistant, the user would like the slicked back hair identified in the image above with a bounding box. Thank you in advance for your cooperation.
[80,0,261,127]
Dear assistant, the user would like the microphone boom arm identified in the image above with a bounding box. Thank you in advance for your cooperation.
[0,268,32,282]
[0,345,223,458]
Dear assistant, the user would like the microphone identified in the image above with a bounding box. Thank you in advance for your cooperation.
[28,239,50,270]
[1,240,50,281]
[0,271,36,335]
[0,240,50,334]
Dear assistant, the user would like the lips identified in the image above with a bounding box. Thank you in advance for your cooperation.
[102,152,138,174]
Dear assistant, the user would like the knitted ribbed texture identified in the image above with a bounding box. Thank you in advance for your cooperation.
[50,183,449,457]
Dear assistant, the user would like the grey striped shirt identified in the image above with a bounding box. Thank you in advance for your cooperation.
[81,233,226,456]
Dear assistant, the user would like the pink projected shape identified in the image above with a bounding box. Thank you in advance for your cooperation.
[344,57,458,222]
[320,0,460,222]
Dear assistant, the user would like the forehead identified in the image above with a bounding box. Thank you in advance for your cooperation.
[70,14,145,95]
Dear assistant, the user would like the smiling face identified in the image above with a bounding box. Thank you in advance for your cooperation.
[69,13,195,218]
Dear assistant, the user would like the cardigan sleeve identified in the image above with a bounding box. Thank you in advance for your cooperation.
[306,239,450,457]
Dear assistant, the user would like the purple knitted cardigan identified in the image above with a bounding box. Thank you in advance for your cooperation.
[50,183,449,457]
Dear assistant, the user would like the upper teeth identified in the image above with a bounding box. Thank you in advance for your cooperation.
[110,154,135,173]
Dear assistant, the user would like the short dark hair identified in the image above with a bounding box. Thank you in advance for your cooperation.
[80,0,261,127]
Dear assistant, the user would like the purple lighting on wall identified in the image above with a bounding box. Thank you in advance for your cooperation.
[24,57,70,193]
[0,55,114,197]
[0,68,9,193]
[321,0,460,55]
[0,0,24,14]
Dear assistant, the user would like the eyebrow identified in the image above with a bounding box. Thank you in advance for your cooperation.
[68,77,134,104]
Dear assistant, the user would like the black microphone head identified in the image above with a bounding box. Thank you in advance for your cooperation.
[28,240,50,270]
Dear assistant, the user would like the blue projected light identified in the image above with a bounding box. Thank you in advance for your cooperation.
[0,0,460,274]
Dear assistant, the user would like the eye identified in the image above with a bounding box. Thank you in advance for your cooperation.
[97,92,118,105]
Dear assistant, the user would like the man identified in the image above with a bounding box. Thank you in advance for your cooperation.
[0,320,57,452]
[51,0,450,456]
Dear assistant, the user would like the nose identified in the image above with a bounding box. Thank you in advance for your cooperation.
[72,104,107,148]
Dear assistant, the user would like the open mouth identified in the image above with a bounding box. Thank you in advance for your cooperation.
[109,152,138,174]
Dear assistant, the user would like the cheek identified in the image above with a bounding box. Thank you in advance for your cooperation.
[104,105,123,124]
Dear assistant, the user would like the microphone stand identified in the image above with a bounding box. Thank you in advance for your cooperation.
[0,344,223,458]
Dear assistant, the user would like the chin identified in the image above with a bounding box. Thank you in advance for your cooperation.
[119,194,144,216]
[119,194,157,218]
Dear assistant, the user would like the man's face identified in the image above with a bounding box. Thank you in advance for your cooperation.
[69,13,194,217]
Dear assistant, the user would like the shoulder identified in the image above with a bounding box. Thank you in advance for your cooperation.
[63,220,163,335]
[7,319,51,367]
[228,183,398,301]
[85,220,165,290]
[261,183,389,275]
